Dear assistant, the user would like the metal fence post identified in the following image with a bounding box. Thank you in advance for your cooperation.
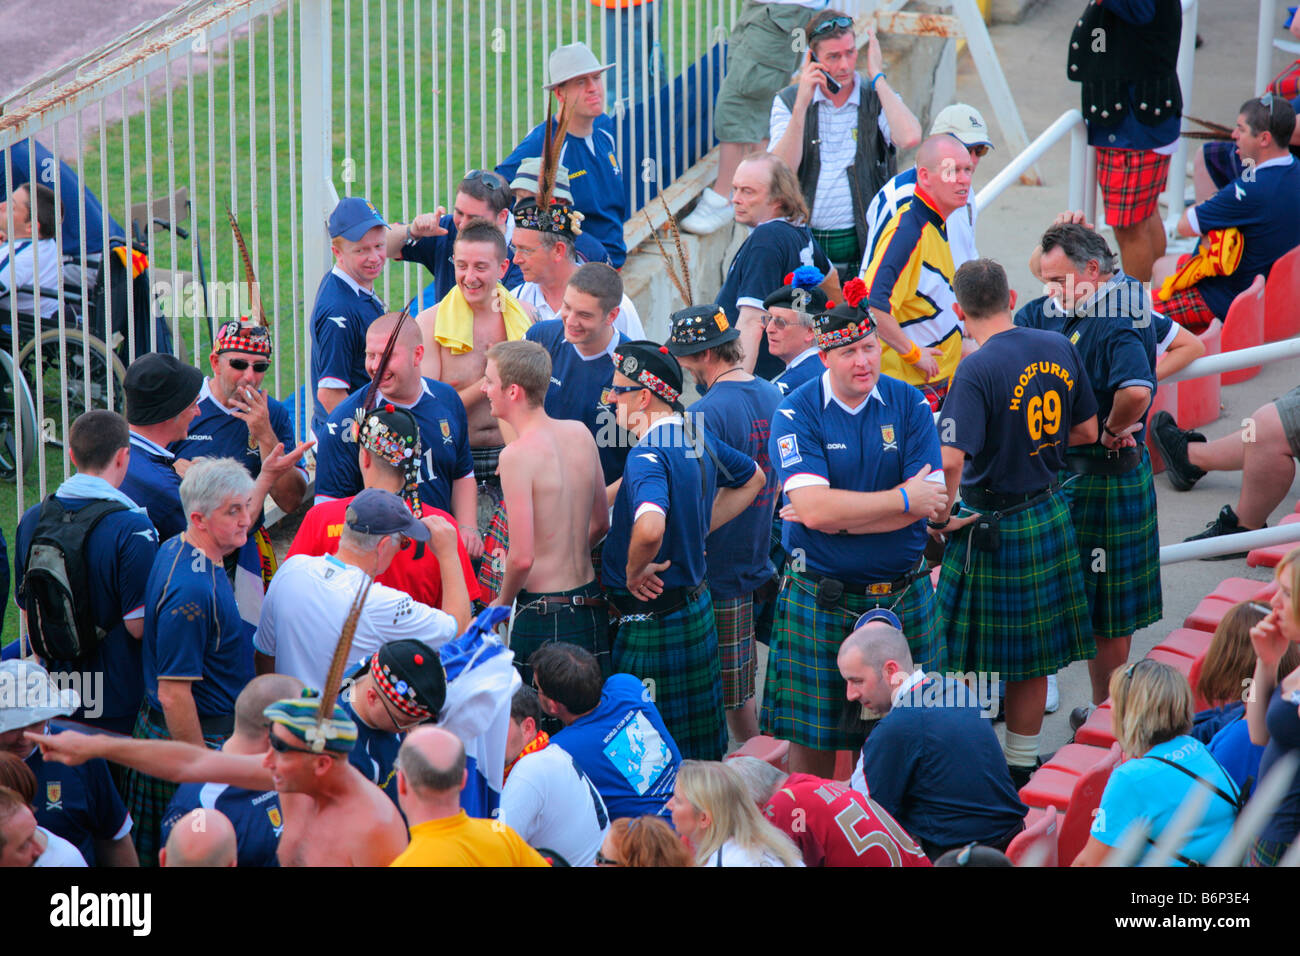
[299,0,333,368]
[1258,0,1279,97]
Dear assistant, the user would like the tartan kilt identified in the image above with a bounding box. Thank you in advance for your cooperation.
[1247,837,1290,867]
[123,704,226,867]
[712,592,757,709]
[937,492,1094,680]
[511,581,610,681]
[610,587,726,762]
[476,503,510,601]
[1155,280,1216,335]
[1060,447,1163,639]
[1095,147,1170,228]
[760,569,941,753]
[1270,59,1300,99]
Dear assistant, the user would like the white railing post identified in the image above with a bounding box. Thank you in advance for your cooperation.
[1162,0,1198,236]
[299,0,333,351]
[1068,120,1087,212]
[1258,0,1279,96]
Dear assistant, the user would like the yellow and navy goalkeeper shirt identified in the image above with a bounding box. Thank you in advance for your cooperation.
[862,187,962,391]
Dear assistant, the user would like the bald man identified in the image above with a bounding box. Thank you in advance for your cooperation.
[28,692,408,867]
[160,808,237,867]
[861,134,975,410]
[837,623,1025,861]
[314,310,480,557]
[390,727,549,867]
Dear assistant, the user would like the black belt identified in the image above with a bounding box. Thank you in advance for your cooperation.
[607,581,707,620]
[147,704,234,739]
[1065,447,1140,476]
[517,592,607,615]
[961,483,1057,516]
[792,563,926,598]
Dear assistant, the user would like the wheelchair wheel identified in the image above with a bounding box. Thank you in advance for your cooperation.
[17,328,128,444]
[0,350,37,481]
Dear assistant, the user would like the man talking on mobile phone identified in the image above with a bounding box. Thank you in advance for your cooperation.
[767,9,921,282]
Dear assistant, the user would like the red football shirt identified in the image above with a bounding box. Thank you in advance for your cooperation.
[763,774,932,868]
[287,496,482,609]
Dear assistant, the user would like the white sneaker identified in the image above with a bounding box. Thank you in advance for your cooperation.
[680,188,734,234]
[1044,673,1060,714]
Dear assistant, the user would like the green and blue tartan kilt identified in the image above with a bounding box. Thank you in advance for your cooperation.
[1060,447,1163,639]
[511,580,611,681]
[712,592,757,709]
[937,491,1094,680]
[123,704,226,867]
[610,587,726,762]
[760,568,941,752]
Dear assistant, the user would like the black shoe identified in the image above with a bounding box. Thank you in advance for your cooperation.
[1185,504,1262,560]
[1149,410,1206,491]
[1068,703,1094,733]
[1008,758,1043,791]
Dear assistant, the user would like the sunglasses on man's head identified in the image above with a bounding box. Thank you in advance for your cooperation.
[227,359,270,373]
[811,14,854,36]
[463,168,509,192]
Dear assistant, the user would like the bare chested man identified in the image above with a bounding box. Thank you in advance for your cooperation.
[481,340,610,679]
[417,220,537,508]
[29,694,408,867]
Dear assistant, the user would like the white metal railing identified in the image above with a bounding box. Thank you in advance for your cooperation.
[0,0,735,521]
[974,109,1097,224]
[1158,0,1199,236]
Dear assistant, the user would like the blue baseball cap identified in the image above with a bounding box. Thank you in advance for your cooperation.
[329,197,388,241]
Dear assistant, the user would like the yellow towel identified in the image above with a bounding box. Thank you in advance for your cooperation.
[1157,228,1244,302]
[433,282,534,354]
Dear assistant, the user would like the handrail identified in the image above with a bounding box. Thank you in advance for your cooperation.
[1160,522,1300,564]
[1163,336,1300,384]
[1258,0,1280,97]
[974,109,1093,220]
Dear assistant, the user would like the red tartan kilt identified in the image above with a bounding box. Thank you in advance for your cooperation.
[1270,60,1300,100]
[1096,147,1170,228]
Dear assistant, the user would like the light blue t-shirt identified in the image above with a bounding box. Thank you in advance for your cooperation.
[1093,735,1238,866]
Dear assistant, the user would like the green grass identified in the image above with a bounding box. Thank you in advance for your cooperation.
[2,0,723,645]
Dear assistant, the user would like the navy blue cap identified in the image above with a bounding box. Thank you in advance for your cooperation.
[329,197,389,241]
[345,487,430,541]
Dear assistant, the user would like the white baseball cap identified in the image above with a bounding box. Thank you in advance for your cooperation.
[930,104,994,149]
[0,659,80,733]
[544,42,614,90]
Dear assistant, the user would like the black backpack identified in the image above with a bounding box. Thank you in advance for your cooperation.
[19,496,127,661]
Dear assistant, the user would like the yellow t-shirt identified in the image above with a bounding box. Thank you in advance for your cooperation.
[389,811,551,867]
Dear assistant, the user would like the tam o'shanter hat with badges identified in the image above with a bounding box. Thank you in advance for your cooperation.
[813,277,876,351]
[512,197,585,238]
[613,340,685,412]
[353,403,424,517]
[351,639,447,725]
[666,304,738,357]
[764,267,830,314]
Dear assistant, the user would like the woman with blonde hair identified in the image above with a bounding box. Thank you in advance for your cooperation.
[667,760,803,867]
[1245,546,1300,865]
[1072,659,1239,866]
[596,816,693,867]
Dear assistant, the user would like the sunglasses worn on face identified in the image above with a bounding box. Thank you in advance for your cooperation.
[595,850,622,866]
[970,144,991,158]
[228,359,270,373]
[269,733,318,755]
[607,384,647,396]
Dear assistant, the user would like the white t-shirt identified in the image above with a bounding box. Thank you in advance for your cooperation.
[510,281,645,339]
[33,827,88,867]
[700,839,803,867]
[499,743,609,867]
[0,236,60,319]
[254,553,459,692]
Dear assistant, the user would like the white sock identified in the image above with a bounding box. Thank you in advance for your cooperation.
[1004,731,1039,769]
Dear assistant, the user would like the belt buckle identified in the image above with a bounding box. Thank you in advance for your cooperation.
[867,582,892,596]
[570,595,586,607]
[1105,446,1120,460]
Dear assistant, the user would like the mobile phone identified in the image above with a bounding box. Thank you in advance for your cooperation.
[809,49,841,95]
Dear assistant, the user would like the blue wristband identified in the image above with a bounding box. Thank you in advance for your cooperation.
[870,72,886,91]
[900,487,910,514]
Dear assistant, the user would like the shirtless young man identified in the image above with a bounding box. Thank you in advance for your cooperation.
[482,340,610,679]
[416,220,537,521]
[29,696,408,867]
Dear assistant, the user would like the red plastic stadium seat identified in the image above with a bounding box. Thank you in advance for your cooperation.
[1263,245,1300,342]
[727,735,789,771]
[1177,318,1221,429]
[1184,596,1237,632]
[1042,742,1113,776]
[1019,767,1081,811]
[1145,647,1195,678]
[1255,579,1279,601]
[1057,743,1124,866]
[1247,514,1300,568]
[1187,655,1213,713]
[1209,576,1273,604]
[1007,806,1059,867]
[1146,380,1178,474]
[1220,275,1266,386]
[1074,701,1117,748]
[1153,628,1214,661]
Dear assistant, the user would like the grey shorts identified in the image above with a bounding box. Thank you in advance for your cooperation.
[713,0,810,143]
[1277,384,1300,459]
